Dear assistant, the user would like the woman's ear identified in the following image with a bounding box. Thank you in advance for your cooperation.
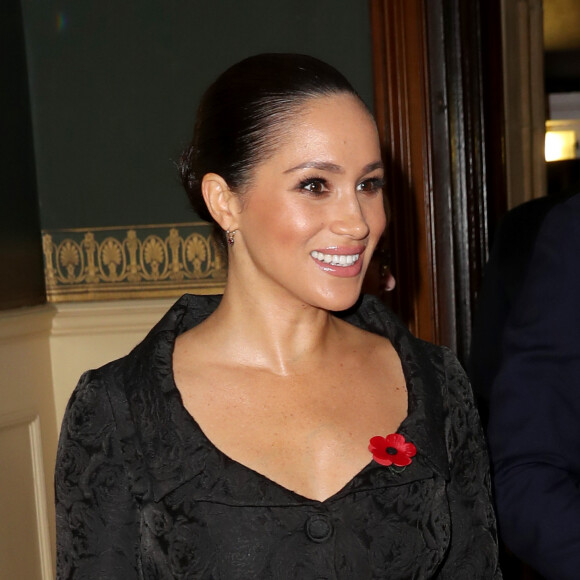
[201,173,241,231]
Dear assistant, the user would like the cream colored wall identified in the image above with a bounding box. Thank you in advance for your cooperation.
[0,296,175,579]
[0,305,57,580]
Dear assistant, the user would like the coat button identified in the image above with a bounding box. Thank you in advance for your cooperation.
[305,514,333,543]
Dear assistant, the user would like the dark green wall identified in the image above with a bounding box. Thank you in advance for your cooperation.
[0,0,45,309]
[21,0,373,230]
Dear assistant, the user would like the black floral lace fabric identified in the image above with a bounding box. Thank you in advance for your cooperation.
[55,294,501,579]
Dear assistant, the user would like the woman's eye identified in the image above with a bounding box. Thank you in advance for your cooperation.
[357,177,385,194]
[299,178,329,195]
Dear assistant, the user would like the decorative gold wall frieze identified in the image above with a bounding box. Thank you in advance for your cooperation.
[42,223,226,302]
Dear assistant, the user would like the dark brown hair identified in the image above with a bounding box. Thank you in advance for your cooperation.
[178,53,366,250]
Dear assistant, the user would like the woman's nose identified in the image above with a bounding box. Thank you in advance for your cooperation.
[329,193,370,239]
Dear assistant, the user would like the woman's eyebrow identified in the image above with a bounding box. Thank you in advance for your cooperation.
[283,160,383,174]
[363,161,384,173]
[284,161,343,174]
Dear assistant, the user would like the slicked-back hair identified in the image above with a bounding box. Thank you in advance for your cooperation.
[178,53,366,251]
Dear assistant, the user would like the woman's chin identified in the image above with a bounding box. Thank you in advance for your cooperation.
[310,287,363,313]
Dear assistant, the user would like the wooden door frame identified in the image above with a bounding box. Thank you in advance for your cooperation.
[370,0,505,362]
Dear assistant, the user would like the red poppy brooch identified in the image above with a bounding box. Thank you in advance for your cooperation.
[368,433,417,467]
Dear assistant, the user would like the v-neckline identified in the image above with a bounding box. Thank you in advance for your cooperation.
[131,293,450,505]
[169,329,412,504]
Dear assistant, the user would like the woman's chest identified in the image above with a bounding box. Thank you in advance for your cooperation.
[177,364,408,502]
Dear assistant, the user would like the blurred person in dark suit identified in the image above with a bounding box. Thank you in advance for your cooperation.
[486,190,580,580]
[469,159,580,421]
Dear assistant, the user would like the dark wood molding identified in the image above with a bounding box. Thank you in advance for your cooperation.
[370,0,438,345]
[429,0,491,360]
[370,0,503,362]
[479,0,508,232]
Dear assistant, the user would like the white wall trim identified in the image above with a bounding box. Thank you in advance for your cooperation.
[0,411,54,580]
[51,297,175,336]
[0,304,55,342]
[0,409,38,430]
[30,415,54,580]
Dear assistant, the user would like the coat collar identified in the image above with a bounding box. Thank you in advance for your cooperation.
[111,294,450,504]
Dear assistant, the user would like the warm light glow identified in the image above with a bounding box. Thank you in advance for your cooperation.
[545,130,577,162]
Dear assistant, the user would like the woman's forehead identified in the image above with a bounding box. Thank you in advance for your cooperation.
[270,95,380,162]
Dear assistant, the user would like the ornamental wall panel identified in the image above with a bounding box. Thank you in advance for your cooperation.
[41,223,226,302]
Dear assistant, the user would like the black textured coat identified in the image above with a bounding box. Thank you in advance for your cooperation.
[55,294,501,579]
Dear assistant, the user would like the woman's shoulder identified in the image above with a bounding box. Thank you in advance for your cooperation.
[59,313,200,500]
[59,294,192,446]
[346,294,477,413]
[59,366,119,448]
[342,294,468,384]
[59,350,148,460]
[71,292,221,396]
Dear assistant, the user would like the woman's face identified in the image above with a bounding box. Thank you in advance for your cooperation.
[231,93,387,312]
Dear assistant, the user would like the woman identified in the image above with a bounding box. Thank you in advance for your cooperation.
[55,54,501,579]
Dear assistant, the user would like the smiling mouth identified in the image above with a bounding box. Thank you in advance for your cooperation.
[310,251,361,267]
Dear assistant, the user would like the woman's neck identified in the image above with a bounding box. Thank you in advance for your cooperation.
[200,281,342,377]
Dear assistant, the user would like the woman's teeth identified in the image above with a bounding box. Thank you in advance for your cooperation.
[310,251,360,267]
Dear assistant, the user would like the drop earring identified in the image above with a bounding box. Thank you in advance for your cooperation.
[226,229,237,246]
